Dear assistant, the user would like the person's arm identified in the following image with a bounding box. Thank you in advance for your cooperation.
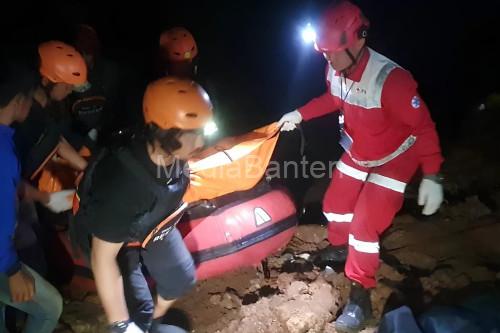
[297,65,341,121]
[57,137,88,171]
[18,180,50,204]
[1,157,35,303]
[0,165,22,277]
[91,236,129,324]
[382,68,443,175]
[298,92,340,121]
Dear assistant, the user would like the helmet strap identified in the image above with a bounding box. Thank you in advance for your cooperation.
[33,84,51,107]
[41,82,55,104]
[342,46,366,76]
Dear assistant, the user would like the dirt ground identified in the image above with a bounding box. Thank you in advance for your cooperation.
[56,196,500,333]
[56,107,500,333]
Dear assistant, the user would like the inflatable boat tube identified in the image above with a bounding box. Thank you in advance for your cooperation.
[58,184,297,293]
[178,185,298,280]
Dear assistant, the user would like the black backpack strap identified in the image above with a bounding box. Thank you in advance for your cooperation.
[115,149,164,197]
[69,147,109,262]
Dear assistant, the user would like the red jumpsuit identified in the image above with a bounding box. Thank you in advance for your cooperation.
[298,48,443,288]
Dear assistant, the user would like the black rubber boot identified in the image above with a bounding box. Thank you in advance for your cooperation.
[314,244,348,264]
[335,282,372,333]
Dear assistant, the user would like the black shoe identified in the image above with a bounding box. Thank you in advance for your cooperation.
[151,319,187,333]
[335,282,372,333]
[314,245,348,266]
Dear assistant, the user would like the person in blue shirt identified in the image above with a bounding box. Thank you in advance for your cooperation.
[0,57,63,333]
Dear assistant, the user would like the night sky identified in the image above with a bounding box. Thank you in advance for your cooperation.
[2,0,500,142]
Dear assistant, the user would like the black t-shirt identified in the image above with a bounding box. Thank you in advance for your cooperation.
[78,139,189,243]
[13,101,61,178]
[70,81,106,134]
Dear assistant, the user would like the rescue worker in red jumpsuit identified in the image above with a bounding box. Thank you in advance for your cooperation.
[278,1,444,331]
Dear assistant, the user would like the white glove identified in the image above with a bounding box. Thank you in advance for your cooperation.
[88,128,98,142]
[418,178,443,215]
[45,190,76,213]
[277,110,302,131]
[124,322,144,333]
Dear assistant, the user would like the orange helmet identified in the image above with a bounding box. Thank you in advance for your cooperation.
[143,77,213,130]
[38,41,87,85]
[159,27,198,63]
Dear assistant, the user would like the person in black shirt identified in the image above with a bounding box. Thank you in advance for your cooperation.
[14,41,89,180]
[69,24,121,147]
[73,77,213,333]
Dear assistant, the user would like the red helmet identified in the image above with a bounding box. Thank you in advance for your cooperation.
[314,1,369,53]
[159,27,198,63]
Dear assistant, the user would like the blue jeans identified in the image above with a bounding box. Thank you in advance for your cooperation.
[0,265,62,333]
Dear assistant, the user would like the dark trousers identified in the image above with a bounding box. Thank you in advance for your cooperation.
[117,228,196,331]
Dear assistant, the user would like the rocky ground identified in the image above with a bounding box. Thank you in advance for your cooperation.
[54,102,500,333]
[55,195,500,333]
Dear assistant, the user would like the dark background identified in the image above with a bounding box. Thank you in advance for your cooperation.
[3,0,500,134]
[2,0,500,203]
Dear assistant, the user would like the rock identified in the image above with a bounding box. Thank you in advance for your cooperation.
[248,278,261,292]
[287,225,329,253]
[420,277,440,296]
[466,266,497,282]
[221,277,339,333]
[276,298,331,333]
[323,322,337,333]
[60,301,107,333]
[420,268,474,296]
[465,219,500,265]
[294,225,327,244]
[388,250,438,271]
[276,273,295,291]
[382,222,442,251]
[392,214,420,226]
[310,279,339,311]
[285,312,317,333]
[82,294,101,305]
[452,274,471,289]
[430,268,455,286]
[327,272,350,291]
[220,293,241,310]
[210,294,223,305]
[371,284,396,319]
[445,196,492,222]
[276,279,336,333]
[464,196,492,218]
[303,270,320,282]
[286,281,309,298]
[224,298,283,333]
[377,263,406,282]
